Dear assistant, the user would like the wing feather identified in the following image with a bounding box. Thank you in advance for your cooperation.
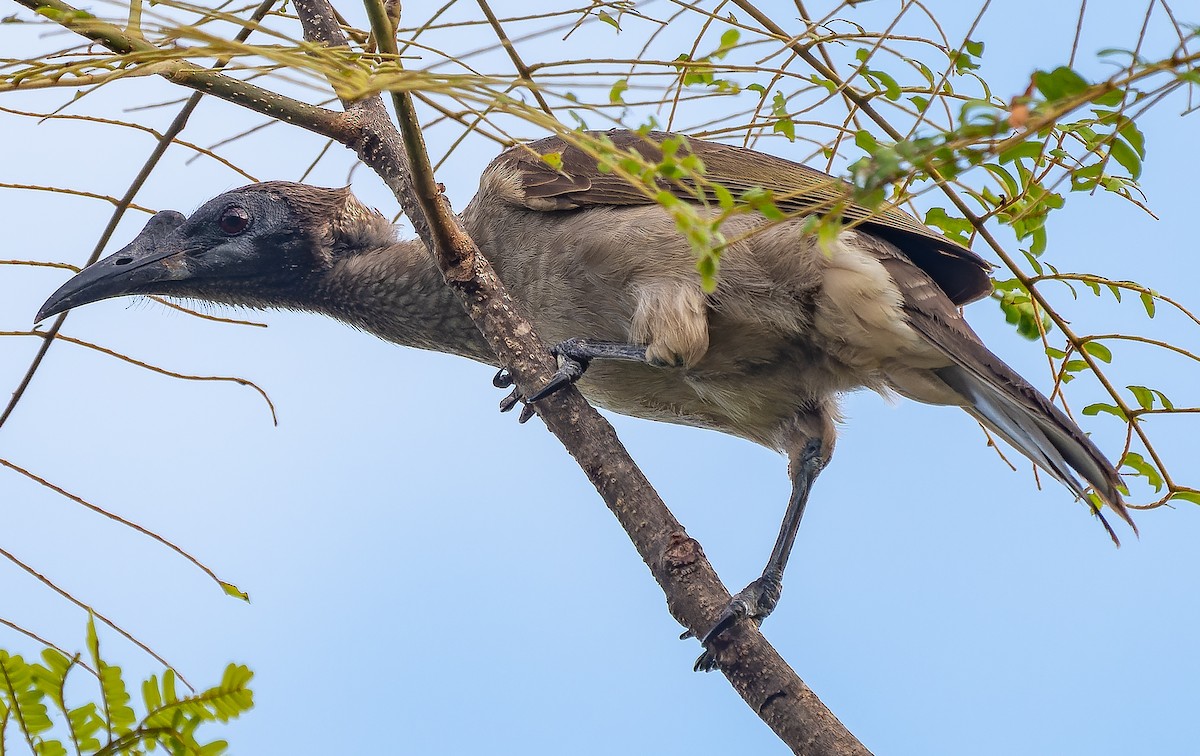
[488,129,994,306]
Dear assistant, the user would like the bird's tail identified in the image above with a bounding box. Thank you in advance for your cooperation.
[933,360,1136,544]
[871,245,1134,542]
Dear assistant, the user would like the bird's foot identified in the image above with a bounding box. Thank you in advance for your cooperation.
[529,339,648,402]
[529,338,594,402]
[494,340,649,418]
[681,573,782,672]
[492,368,536,423]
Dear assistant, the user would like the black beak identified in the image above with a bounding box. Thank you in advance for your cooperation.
[35,210,189,322]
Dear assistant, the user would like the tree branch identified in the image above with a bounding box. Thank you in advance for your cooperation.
[11,0,344,137]
[303,0,868,752]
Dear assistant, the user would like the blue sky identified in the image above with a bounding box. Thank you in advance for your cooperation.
[2,1,1198,754]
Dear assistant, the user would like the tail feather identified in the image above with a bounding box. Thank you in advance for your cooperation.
[937,364,1129,545]
[870,243,1136,541]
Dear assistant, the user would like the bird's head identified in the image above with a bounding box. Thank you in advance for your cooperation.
[36,182,393,321]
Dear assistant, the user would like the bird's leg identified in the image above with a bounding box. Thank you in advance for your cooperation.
[491,338,647,421]
[687,436,826,672]
[528,338,648,402]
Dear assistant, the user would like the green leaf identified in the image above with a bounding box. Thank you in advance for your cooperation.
[1169,491,1200,505]
[39,649,70,677]
[85,615,100,670]
[1126,385,1174,411]
[740,188,784,220]
[924,207,973,246]
[1082,341,1112,363]
[710,182,734,210]
[1118,118,1146,157]
[596,10,620,30]
[1028,227,1047,257]
[1128,385,1155,410]
[1034,66,1089,100]
[219,581,249,601]
[35,739,68,756]
[100,662,136,735]
[1021,250,1043,275]
[0,652,54,740]
[1070,161,1104,191]
[816,216,842,255]
[718,28,739,53]
[1108,137,1142,179]
[1155,389,1174,410]
[1121,452,1163,492]
[998,141,1042,164]
[771,92,795,142]
[654,189,679,209]
[808,74,836,94]
[163,668,178,705]
[68,702,103,751]
[910,59,935,86]
[983,164,1019,199]
[949,44,981,73]
[854,129,879,153]
[1082,403,1126,421]
[1140,291,1156,317]
[608,78,628,105]
[144,674,163,712]
[866,68,901,100]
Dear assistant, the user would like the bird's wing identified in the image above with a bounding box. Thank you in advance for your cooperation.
[489,129,993,306]
[875,250,1134,541]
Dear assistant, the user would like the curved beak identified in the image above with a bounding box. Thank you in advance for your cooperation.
[35,210,189,322]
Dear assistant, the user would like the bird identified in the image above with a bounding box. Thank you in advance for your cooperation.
[37,129,1135,667]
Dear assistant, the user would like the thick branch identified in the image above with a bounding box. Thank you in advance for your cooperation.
[298,0,868,752]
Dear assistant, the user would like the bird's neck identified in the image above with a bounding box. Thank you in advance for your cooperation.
[313,238,494,363]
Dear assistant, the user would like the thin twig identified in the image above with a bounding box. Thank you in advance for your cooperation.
[1,458,248,600]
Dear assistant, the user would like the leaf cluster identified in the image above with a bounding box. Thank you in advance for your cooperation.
[0,619,252,755]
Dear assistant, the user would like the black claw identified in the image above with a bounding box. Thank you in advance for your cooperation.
[529,365,583,402]
[699,600,747,646]
[492,368,514,389]
[693,651,718,673]
[518,404,537,424]
[680,628,718,671]
[499,388,521,413]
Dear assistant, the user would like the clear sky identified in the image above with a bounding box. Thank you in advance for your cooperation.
[2,2,1197,754]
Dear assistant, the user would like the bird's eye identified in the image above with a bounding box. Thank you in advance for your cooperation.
[218,207,250,235]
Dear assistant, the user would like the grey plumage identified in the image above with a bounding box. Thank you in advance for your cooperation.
[36,129,1134,653]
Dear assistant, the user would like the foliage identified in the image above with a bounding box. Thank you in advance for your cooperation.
[0,618,252,755]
